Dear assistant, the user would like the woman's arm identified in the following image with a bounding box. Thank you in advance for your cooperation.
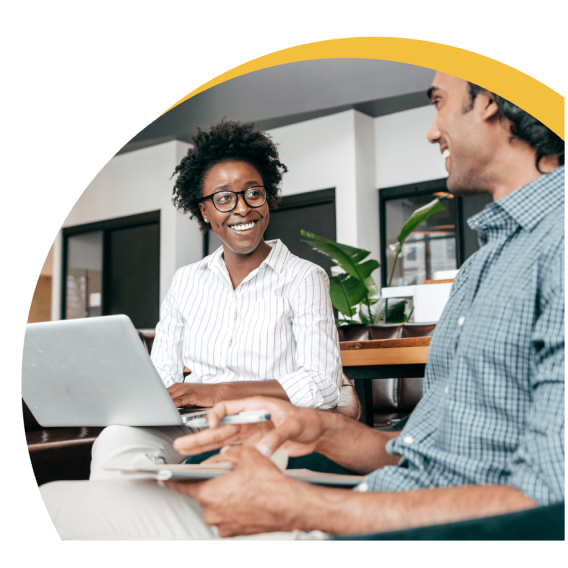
[151,268,186,387]
[273,265,343,409]
[170,265,343,410]
[167,380,289,408]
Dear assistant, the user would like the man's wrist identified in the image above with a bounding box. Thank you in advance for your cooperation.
[314,411,350,455]
[282,481,371,534]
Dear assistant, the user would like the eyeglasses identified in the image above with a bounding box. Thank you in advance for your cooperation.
[200,186,267,212]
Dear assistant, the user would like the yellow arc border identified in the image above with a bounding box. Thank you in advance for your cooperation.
[165,37,564,140]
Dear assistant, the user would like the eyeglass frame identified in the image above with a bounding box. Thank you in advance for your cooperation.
[199,185,268,213]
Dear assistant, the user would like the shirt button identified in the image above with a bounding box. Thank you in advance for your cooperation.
[403,435,414,445]
[458,316,465,327]
[444,386,449,394]
[354,482,369,492]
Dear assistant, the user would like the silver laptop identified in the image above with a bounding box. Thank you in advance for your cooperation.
[22,315,206,427]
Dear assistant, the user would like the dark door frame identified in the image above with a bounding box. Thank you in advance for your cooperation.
[61,210,161,320]
[202,188,336,258]
[379,178,465,287]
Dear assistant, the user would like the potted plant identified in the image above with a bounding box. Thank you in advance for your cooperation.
[301,197,445,337]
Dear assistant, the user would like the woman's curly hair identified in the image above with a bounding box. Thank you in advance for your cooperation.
[172,120,288,232]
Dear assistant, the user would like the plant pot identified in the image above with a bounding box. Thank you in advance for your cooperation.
[401,322,436,338]
[367,323,403,340]
[337,324,370,342]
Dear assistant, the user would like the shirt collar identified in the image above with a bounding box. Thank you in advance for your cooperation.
[262,239,289,274]
[204,239,289,274]
[468,165,565,233]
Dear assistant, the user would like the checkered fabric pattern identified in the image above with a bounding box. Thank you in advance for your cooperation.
[365,166,565,506]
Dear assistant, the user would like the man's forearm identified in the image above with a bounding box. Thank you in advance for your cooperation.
[314,412,400,473]
[291,481,536,535]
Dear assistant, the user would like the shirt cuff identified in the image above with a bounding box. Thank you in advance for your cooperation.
[276,371,339,409]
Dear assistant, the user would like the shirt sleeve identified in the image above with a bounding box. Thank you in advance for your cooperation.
[506,243,565,506]
[150,268,186,388]
[276,265,343,409]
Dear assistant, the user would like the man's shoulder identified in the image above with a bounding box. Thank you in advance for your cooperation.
[533,207,564,264]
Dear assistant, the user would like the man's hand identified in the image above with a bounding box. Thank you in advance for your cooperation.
[163,445,537,537]
[174,396,400,474]
[167,383,221,408]
[173,396,328,458]
[161,445,305,537]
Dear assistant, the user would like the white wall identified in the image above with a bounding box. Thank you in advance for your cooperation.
[353,112,379,266]
[269,111,357,244]
[52,140,201,319]
[269,110,380,269]
[51,107,447,320]
[375,105,447,189]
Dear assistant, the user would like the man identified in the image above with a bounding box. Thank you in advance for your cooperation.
[40,72,564,539]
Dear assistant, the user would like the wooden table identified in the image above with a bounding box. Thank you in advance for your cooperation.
[340,337,431,426]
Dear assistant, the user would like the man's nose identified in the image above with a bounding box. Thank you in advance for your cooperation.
[427,117,441,145]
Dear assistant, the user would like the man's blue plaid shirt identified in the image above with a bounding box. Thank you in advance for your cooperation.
[365,166,565,506]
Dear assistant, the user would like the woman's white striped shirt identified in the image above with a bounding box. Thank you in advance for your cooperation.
[151,240,342,409]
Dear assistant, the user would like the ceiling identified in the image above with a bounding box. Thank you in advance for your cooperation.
[118,58,436,155]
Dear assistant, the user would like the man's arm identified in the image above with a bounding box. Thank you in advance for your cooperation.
[505,240,564,505]
[173,397,400,473]
[163,445,535,537]
[289,478,535,536]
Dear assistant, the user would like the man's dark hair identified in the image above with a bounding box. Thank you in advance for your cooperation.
[467,82,564,172]
[172,120,288,232]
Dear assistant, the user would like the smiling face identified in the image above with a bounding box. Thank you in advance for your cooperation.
[427,72,496,196]
[199,160,270,258]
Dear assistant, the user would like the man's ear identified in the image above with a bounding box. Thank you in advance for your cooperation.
[477,91,500,121]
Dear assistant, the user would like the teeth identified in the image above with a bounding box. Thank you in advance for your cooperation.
[442,149,450,159]
[230,222,255,232]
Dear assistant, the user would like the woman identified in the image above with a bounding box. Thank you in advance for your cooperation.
[90,120,342,478]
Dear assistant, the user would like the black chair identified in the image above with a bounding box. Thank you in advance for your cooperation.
[333,502,565,540]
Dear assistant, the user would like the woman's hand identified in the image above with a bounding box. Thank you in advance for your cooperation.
[173,396,332,458]
[167,383,222,408]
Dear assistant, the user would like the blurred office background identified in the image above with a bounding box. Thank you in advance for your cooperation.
[28,58,491,328]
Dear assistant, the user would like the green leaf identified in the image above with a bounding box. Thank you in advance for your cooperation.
[395,198,446,253]
[375,298,408,323]
[365,276,380,302]
[302,239,371,286]
[360,301,381,322]
[329,274,367,316]
[301,230,370,264]
[336,318,357,326]
[358,259,380,280]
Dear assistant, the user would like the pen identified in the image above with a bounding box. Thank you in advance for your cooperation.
[189,409,271,428]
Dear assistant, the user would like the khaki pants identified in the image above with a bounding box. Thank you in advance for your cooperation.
[41,424,328,540]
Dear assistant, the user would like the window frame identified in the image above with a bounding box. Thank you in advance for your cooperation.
[61,210,161,320]
[379,179,465,288]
